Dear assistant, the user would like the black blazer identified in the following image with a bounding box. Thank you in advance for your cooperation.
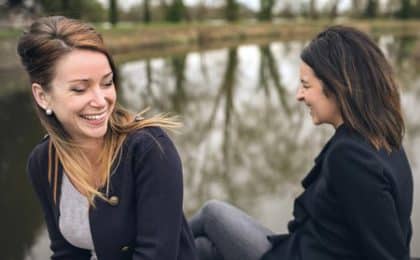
[27,127,198,260]
[262,124,413,260]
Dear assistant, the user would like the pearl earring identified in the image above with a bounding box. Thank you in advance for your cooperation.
[46,108,53,115]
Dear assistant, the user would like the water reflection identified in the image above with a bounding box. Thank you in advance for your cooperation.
[259,44,291,115]
[120,42,333,215]
[0,91,44,260]
[0,34,419,258]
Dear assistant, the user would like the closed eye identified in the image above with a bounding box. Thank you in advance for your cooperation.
[103,80,114,87]
[71,87,86,93]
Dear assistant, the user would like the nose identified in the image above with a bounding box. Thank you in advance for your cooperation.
[296,86,304,102]
[90,86,107,107]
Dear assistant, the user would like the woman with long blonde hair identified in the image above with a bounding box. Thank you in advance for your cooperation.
[19,16,198,260]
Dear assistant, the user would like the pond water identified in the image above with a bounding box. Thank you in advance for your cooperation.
[0,33,419,259]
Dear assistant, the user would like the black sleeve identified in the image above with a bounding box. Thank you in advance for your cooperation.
[26,144,91,260]
[132,131,185,260]
[327,141,410,260]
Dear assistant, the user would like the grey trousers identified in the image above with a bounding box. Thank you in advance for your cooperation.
[189,200,274,260]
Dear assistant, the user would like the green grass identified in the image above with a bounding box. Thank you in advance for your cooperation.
[0,28,22,40]
[2,19,420,43]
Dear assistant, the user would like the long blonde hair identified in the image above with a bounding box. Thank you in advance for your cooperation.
[18,16,180,205]
[48,107,180,205]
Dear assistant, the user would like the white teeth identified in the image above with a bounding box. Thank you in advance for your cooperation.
[82,112,106,120]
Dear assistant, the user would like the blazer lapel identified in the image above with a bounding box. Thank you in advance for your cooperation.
[301,134,335,188]
[301,124,348,188]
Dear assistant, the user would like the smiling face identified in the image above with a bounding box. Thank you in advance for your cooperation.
[32,49,116,145]
[296,61,343,128]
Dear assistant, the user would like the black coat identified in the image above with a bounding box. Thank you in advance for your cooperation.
[262,124,413,260]
[27,127,198,260]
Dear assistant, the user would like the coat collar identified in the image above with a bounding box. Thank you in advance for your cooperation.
[301,124,348,188]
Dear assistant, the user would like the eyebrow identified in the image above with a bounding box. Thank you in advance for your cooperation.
[67,72,113,83]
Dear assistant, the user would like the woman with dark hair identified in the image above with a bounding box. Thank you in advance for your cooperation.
[190,26,413,260]
[19,16,198,259]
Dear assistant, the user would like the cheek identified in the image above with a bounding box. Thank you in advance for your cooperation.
[54,97,86,117]
[106,88,117,103]
[320,99,338,118]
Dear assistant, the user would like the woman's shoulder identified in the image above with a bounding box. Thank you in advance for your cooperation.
[27,135,50,167]
[125,126,173,154]
[327,136,382,171]
[325,127,411,188]
[329,125,380,159]
[26,135,50,182]
[124,126,182,176]
[323,127,387,180]
[127,126,168,143]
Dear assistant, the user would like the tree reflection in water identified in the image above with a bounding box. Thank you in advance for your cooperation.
[119,42,333,219]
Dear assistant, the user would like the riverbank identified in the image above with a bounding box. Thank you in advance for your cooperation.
[3,19,420,54]
[1,19,420,96]
[100,19,420,56]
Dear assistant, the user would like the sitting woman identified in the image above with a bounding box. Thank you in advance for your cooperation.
[19,16,198,260]
[189,26,413,260]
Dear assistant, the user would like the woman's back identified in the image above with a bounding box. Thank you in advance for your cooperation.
[263,124,413,260]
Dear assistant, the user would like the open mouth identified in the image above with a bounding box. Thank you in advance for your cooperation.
[80,111,108,125]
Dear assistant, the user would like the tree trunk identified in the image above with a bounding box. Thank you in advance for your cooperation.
[351,0,363,18]
[364,0,378,18]
[165,0,186,22]
[330,0,339,19]
[109,0,118,25]
[398,0,411,18]
[258,0,275,21]
[309,0,317,19]
[143,0,151,23]
[225,0,238,21]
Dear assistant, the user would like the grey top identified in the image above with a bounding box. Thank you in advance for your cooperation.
[59,173,97,260]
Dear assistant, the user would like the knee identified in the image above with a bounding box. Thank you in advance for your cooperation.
[200,199,230,220]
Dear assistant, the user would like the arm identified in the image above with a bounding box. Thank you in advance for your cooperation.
[327,142,409,260]
[132,131,185,260]
[26,145,90,260]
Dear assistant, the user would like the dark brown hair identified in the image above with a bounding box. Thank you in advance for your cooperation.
[301,25,404,152]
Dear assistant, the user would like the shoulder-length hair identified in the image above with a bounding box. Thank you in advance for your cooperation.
[300,25,404,152]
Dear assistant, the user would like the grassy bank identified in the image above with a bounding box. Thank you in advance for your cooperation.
[99,19,420,55]
[3,19,420,54]
[1,19,420,96]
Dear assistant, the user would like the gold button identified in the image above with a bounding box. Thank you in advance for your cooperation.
[121,245,130,251]
[108,196,119,206]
